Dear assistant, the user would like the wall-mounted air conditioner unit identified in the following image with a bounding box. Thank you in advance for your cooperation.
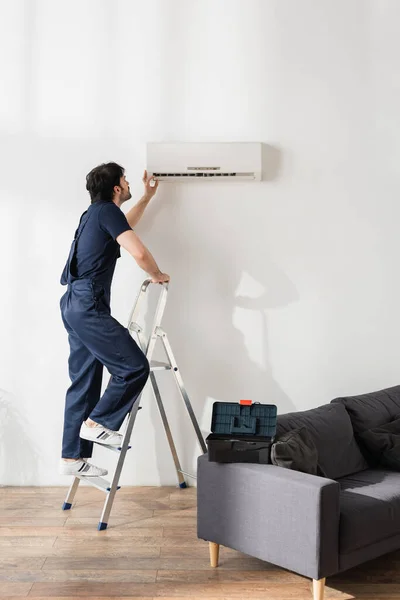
[146,142,262,181]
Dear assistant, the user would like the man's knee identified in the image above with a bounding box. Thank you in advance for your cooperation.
[125,354,150,384]
[141,356,150,380]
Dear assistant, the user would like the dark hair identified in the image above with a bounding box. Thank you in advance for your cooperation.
[86,162,124,203]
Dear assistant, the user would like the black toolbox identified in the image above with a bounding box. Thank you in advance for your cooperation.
[206,400,277,464]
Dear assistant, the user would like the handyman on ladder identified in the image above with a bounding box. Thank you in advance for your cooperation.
[59,162,169,477]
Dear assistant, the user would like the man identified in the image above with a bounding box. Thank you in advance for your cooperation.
[59,162,169,477]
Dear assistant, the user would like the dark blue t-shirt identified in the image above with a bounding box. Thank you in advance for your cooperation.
[73,201,131,280]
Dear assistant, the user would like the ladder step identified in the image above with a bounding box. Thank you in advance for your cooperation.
[77,475,121,493]
[150,360,171,371]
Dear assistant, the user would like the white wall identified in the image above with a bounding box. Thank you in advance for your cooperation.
[1,0,399,485]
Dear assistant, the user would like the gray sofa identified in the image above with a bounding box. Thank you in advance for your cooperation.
[197,385,400,600]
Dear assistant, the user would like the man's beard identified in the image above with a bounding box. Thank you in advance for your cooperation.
[122,190,132,203]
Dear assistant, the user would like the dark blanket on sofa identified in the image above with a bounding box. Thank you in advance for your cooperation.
[270,427,324,476]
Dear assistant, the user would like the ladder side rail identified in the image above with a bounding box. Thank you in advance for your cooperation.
[148,371,186,488]
[160,331,207,454]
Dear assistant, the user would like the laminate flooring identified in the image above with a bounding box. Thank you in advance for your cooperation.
[0,486,398,599]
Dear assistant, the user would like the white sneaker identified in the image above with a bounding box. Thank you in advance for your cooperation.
[59,459,108,477]
[80,421,123,447]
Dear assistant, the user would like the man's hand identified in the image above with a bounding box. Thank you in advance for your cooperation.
[142,169,159,200]
[125,171,159,228]
[151,272,170,284]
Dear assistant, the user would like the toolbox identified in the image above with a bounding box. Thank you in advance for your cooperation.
[206,400,277,464]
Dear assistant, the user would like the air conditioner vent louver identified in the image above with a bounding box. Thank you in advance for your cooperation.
[152,172,254,178]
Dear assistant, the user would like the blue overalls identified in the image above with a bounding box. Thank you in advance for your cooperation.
[60,203,150,459]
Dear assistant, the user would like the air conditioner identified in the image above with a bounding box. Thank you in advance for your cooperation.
[146,142,262,181]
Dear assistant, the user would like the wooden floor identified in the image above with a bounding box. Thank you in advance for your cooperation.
[0,486,399,599]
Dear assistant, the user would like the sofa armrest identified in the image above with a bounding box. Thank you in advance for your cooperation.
[197,454,340,580]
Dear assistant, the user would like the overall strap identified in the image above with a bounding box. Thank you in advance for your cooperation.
[60,204,96,285]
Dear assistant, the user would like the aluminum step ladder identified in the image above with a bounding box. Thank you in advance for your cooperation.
[62,278,207,530]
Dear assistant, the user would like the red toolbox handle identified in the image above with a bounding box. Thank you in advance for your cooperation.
[240,400,252,406]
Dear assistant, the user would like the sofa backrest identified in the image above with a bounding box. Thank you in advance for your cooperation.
[276,402,368,480]
[331,385,400,433]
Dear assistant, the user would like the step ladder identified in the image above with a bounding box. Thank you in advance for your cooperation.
[62,278,207,530]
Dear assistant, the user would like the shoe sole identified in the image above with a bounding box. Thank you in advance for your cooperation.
[80,432,122,447]
[60,471,108,477]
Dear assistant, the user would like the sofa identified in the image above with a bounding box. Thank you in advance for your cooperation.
[197,385,400,600]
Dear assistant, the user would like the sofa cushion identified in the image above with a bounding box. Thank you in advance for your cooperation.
[276,403,368,480]
[270,427,321,475]
[332,385,400,434]
[338,469,400,554]
[358,416,400,468]
[332,385,400,465]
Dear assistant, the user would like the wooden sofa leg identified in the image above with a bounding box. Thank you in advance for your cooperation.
[209,542,220,567]
[312,578,326,600]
